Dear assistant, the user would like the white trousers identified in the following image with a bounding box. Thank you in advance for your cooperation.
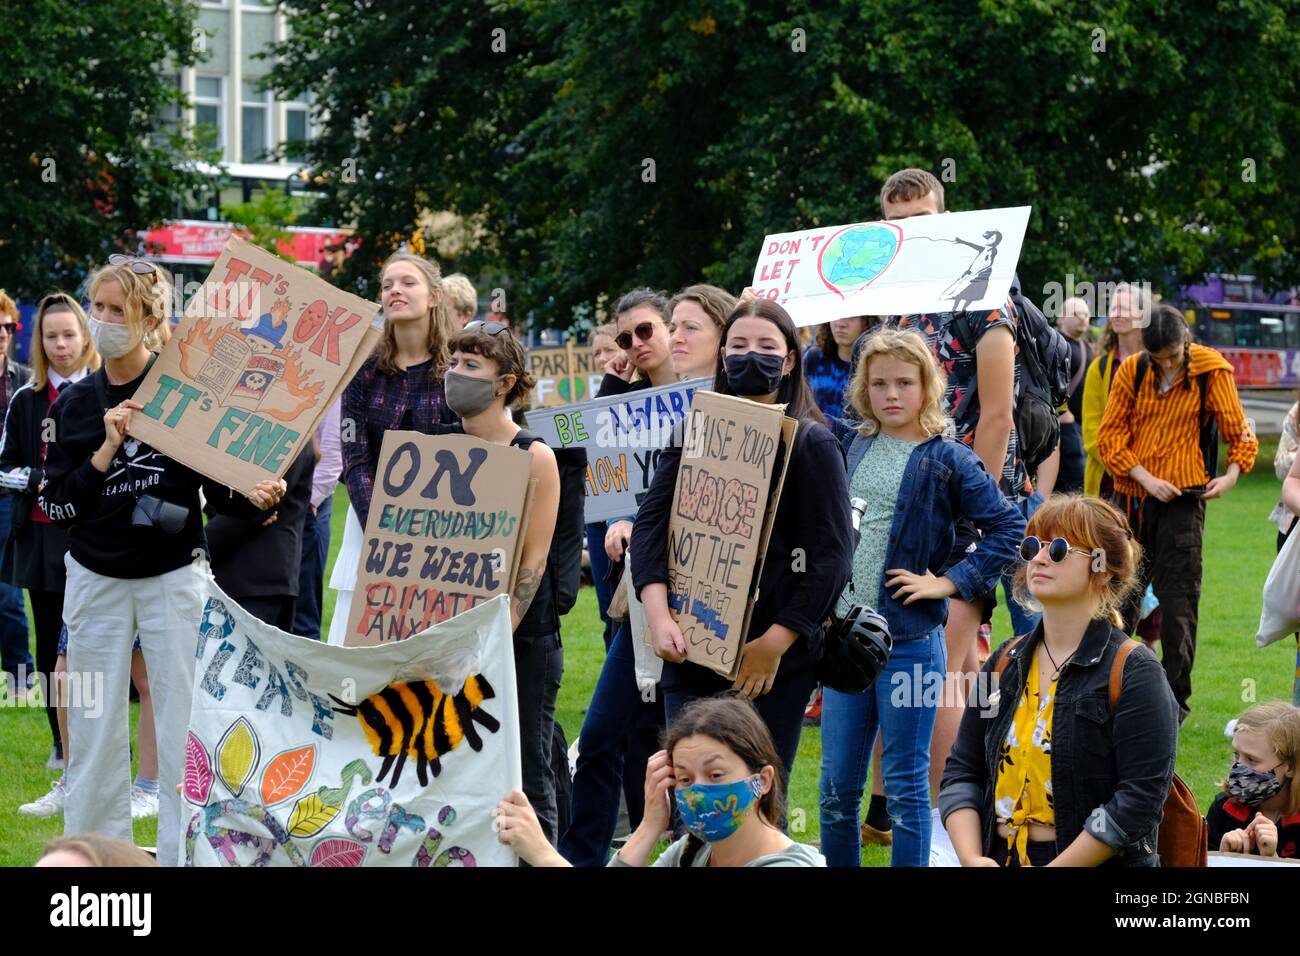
[63,554,207,867]
[325,504,363,646]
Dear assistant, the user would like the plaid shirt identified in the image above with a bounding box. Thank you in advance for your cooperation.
[342,356,458,525]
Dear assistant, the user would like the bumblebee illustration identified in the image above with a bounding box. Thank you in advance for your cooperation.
[330,676,500,787]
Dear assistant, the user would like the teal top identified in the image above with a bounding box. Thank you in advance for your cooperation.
[835,432,921,618]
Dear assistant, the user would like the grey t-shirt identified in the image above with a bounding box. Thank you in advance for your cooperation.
[608,837,826,867]
[836,432,921,617]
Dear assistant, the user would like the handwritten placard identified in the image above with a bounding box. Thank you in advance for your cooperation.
[666,391,787,679]
[527,378,708,522]
[128,236,381,495]
[345,433,533,647]
[527,346,603,407]
[750,206,1032,327]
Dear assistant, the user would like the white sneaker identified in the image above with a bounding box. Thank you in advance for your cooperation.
[19,778,66,817]
[130,786,159,820]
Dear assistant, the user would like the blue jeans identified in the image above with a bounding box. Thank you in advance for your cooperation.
[819,626,947,867]
[0,495,31,687]
[585,522,615,651]
[558,622,664,866]
[292,497,333,640]
[1002,492,1043,637]
[1057,421,1085,495]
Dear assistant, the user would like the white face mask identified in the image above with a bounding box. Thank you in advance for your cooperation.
[89,316,143,359]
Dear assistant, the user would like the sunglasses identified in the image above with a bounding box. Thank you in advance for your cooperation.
[465,320,510,336]
[615,322,656,350]
[1019,536,1094,563]
[108,254,160,277]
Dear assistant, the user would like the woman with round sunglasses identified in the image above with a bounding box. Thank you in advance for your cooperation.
[328,251,459,645]
[39,258,286,866]
[939,494,1179,867]
[630,297,854,798]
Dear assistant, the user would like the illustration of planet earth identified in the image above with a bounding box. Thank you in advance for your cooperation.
[820,223,901,293]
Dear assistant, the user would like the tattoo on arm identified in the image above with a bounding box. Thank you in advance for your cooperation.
[512,568,543,619]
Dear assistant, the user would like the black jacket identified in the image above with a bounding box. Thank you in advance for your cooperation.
[939,617,1179,866]
[39,360,263,579]
[630,417,853,693]
[206,444,315,599]
[0,377,65,583]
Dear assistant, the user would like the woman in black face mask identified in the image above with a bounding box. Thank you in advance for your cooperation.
[444,321,569,844]
[629,298,854,802]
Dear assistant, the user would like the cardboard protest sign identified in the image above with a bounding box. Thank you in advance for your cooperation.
[527,377,709,522]
[128,236,382,495]
[666,391,794,679]
[345,432,533,647]
[528,344,603,407]
[750,206,1032,327]
[184,585,521,867]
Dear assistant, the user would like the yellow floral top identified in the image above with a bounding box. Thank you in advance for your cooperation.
[993,645,1056,866]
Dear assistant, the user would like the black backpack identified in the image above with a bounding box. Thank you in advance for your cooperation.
[951,277,1072,476]
[1131,353,1219,480]
[511,431,589,623]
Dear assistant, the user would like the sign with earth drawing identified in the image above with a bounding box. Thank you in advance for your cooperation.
[749,206,1032,327]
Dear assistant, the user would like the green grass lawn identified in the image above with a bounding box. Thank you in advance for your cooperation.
[1,441,1296,866]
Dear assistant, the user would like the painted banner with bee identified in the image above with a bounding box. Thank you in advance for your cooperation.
[345,432,535,647]
[126,236,383,496]
[183,580,522,867]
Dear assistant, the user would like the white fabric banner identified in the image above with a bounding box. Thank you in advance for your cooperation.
[183,583,521,867]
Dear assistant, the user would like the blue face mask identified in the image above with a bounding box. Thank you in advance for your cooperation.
[674,774,765,842]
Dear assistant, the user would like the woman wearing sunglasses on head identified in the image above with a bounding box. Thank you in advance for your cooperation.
[939,494,1179,867]
[39,257,286,866]
[444,320,568,842]
[630,298,854,797]
[328,252,460,645]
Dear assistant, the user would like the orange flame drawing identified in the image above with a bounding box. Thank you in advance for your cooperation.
[178,318,240,378]
[261,344,325,422]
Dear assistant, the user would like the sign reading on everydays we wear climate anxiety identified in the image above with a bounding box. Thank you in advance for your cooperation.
[750,206,1031,327]
[127,236,382,496]
[345,432,534,647]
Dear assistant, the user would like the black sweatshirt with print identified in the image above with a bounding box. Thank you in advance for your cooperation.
[39,362,262,579]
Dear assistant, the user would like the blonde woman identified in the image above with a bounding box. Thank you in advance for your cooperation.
[329,252,459,645]
[1081,283,1147,497]
[39,258,286,865]
[819,329,1024,866]
[1,293,97,782]
[443,273,478,330]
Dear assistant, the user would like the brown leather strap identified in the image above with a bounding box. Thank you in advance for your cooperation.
[992,634,1028,677]
[1108,639,1139,711]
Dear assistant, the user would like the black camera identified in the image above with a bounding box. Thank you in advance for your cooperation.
[132,495,190,535]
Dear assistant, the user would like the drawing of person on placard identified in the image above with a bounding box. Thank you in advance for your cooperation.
[941,229,1003,311]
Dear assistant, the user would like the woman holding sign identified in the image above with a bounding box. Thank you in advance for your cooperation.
[330,252,459,645]
[39,258,286,866]
[630,298,854,795]
[444,320,567,843]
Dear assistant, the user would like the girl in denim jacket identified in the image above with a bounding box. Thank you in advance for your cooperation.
[819,329,1024,866]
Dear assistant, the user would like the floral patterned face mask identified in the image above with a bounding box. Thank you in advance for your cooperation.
[674,774,765,842]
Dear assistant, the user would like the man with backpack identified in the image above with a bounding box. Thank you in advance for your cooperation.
[1097,303,1258,722]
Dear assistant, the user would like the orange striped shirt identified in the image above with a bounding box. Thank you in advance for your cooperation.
[1097,343,1257,498]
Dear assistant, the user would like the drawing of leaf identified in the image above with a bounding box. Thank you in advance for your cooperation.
[260,744,316,805]
[288,793,340,838]
[184,732,213,805]
[216,716,261,798]
[310,837,366,868]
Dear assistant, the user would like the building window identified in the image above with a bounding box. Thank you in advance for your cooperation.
[284,94,313,163]
[194,76,225,152]
[241,80,271,163]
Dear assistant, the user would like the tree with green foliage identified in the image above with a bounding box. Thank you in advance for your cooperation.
[225,185,301,264]
[0,0,217,296]
[269,0,1300,325]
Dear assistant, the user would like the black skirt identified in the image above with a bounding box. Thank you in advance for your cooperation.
[10,519,69,592]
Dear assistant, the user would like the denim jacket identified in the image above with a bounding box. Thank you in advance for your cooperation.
[938,618,1180,866]
[838,428,1025,642]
